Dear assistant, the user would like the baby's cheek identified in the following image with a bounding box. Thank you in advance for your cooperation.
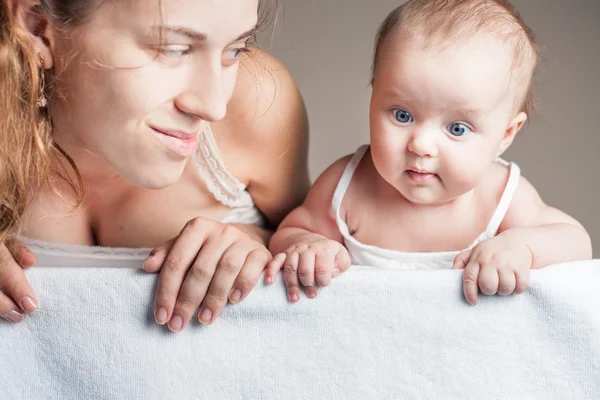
[372,144,405,182]
[445,162,483,194]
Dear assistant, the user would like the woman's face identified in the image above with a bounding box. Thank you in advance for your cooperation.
[49,0,259,188]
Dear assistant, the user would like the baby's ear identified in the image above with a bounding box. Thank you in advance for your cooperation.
[497,111,527,157]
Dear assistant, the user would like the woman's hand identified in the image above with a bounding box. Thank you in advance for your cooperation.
[0,239,38,323]
[143,217,272,332]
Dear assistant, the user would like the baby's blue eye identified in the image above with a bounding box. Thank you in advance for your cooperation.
[448,122,471,137]
[394,109,413,124]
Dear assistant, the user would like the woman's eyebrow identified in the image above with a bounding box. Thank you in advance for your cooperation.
[156,25,258,42]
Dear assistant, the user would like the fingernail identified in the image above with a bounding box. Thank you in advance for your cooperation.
[21,248,36,263]
[332,268,341,278]
[289,293,299,303]
[199,308,212,324]
[265,276,273,284]
[143,256,155,270]
[3,310,24,323]
[308,291,317,299]
[20,296,37,313]
[229,289,242,304]
[169,315,183,331]
[155,307,168,325]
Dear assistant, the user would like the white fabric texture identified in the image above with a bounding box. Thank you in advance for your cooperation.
[1,254,599,400]
[332,145,521,269]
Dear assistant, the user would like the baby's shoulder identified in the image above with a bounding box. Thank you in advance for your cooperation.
[479,160,546,230]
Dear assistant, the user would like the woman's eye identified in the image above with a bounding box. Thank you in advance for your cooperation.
[223,46,250,63]
[393,109,413,124]
[447,122,472,137]
[159,46,191,59]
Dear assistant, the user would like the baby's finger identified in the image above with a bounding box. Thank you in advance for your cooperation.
[497,268,516,295]
[462,258,480,306]
[452,249,472,270]
[283,251,301,303]
[334,248,352,276]
[478,264,500,296]
[303,285,319,299]
[265,253,286,284]
[297,250,316,288]
[514,268,530,294]
[315,250,335,287]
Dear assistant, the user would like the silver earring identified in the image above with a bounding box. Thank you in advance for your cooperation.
[37,55,48,108]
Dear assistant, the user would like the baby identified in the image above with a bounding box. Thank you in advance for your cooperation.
[267,0,592,305]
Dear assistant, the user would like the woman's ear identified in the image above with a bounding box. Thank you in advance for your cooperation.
[9,0,55,69]
[497,111,527,157]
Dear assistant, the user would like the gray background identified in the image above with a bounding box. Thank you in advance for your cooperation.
[263,0,600,253]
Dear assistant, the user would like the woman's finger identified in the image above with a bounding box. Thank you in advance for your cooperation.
[5,239,37,269]
[0,292,24,323]
[0,243,37,314]
[196,241,252,324]
[168,233,232,330]
[153,227,208,330]
[230,247,271,303]
[143,239,175,273]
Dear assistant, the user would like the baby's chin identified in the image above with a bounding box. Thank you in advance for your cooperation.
[396,184,463,207]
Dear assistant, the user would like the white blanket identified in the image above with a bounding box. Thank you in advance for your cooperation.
[1,258,599,400]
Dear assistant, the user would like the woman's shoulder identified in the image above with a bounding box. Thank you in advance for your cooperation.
[217,47,306,142]
[210,47,308,183]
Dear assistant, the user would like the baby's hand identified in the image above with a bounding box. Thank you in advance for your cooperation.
[265,239,351,302]
[452,235,533,305]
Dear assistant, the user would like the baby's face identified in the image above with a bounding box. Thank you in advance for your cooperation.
[369,32,526,205]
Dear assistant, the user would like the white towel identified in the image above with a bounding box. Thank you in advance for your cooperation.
[1,259,599,400]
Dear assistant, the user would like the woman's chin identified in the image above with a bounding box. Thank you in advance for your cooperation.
[125,163,186,190]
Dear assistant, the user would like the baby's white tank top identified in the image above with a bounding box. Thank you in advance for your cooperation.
[332,145,521,270]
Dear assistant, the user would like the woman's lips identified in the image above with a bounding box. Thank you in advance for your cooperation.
[151,127,199,158]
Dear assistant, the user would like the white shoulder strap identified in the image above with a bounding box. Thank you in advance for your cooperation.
[484,161,521,237]
[331,145,370,218]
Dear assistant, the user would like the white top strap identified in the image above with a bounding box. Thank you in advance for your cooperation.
[484,160,521,237]
[331,145,370,219]
[194,125,255,209]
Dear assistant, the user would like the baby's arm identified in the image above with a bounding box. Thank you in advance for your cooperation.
[455,176,592,305]
[497,177,592,267]
[267,156,353,302]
